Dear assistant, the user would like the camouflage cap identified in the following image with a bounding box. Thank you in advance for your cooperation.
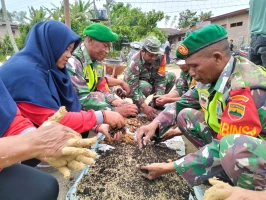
[141,36,163,55]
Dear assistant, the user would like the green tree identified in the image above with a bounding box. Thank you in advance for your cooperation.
[110,3,165,50]
[0,34,14,60]
[199,11,213,21]
[178,9,198,28]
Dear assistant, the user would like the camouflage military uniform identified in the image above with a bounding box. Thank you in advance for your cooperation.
[155,56,266,148]
[67,43,117,111]
[171,70,193,97]
[124,51,176,107]
[173,134,266,190]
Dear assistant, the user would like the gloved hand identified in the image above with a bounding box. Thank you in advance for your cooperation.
[41,107,98,178]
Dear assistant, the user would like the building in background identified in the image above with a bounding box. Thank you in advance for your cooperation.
[0,21,19,39]
[204,8,249,49]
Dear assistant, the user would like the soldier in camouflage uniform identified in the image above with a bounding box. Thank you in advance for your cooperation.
[154,59,195,107]
[124,36,176,120]
[136,24,266,192]
[67,23,138,117]
[138,134,266,195]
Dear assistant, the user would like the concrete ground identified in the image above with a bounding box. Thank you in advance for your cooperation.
[39,64,198,200]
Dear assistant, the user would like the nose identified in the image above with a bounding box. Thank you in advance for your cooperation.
[189,67,196,77]
[66,51,71,58]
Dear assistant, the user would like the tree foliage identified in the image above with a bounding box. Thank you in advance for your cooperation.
[178,9,198,28]
[0,34,14,60]
[199,11,213,21]
[110,3,165,50]
[15,0,93,50]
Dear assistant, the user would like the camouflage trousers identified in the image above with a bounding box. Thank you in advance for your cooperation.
[81,91,116,111]
[174,134,266,190]
[155,105,216,148]
[139,71,176,97]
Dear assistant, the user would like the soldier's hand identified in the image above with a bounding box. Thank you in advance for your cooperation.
[136,121,158,149]
[104,110,125,128]
[141,104,157,120]
[136,162,175,180]
[160,127,182,142]
[120,81,131,96]
[155,95,168,106]
[114,103,138,117]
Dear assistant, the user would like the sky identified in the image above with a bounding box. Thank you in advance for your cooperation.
[4,0,250,28]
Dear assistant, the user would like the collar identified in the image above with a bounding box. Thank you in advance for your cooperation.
[76,43,98,69]
[214,56,235,93]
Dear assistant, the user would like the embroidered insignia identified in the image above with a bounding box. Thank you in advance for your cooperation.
[97,68,103,77]
[231,95,249,102]
[177,44,189,55]
[216,100,223,119]
[228,102,245,120]
[199,91,209,110]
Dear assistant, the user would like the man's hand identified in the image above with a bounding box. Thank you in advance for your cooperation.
[141,103,157,120]
[160,127,182,142]
[136,162,176,179]
[120,81,131,96]
[136,121,158,149]
[114,103,138,117]
[115,88,127,99]
[155,95,169,106]
[112,99,126,107]
[104,111,125,128]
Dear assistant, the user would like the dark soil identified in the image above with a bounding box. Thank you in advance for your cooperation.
[77,143,192,200]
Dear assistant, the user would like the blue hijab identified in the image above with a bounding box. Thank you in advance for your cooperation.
[0,79,17,137]
[0,20,81,112]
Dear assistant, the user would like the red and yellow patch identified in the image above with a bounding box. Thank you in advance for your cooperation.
[158,54,166,75]
[177,44,189,55]
[230,95,249,102]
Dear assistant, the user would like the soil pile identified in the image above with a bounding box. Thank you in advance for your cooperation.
[77,143,192,200]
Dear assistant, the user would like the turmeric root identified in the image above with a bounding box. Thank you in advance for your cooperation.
[41,106,97,178]
[203,178,233,200]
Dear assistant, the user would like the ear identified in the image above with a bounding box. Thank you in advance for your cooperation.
[213,51,223,64]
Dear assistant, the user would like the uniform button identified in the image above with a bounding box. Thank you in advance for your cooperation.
[181,168,185,172]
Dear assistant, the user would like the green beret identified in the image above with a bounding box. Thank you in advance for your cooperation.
[83,23,118,42]
[176,24,228,59]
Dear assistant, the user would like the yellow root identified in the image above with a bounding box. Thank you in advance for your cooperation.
[203,178,233,200]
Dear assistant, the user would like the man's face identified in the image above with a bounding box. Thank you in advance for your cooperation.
[85,38,111,61]
[179,64,189,72]
[142,50,159,64]
[185,52,222,84]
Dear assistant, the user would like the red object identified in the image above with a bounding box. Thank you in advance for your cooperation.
[218,87,262,139]
[17,102,97,134]
[3,109,33,137]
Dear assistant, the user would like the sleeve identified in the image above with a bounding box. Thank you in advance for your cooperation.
[154,55,167,95]
[17,102,103,134]
[154,87,201,130]
[66,58,115,111]
[172,71,190,97]
[3,108,34,137]
[173,139,221,186]
[124,60,146,107]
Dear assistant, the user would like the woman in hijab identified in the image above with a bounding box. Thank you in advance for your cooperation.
[0,77,55,200]
[0,20,124,138]
[0,76,98,200]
